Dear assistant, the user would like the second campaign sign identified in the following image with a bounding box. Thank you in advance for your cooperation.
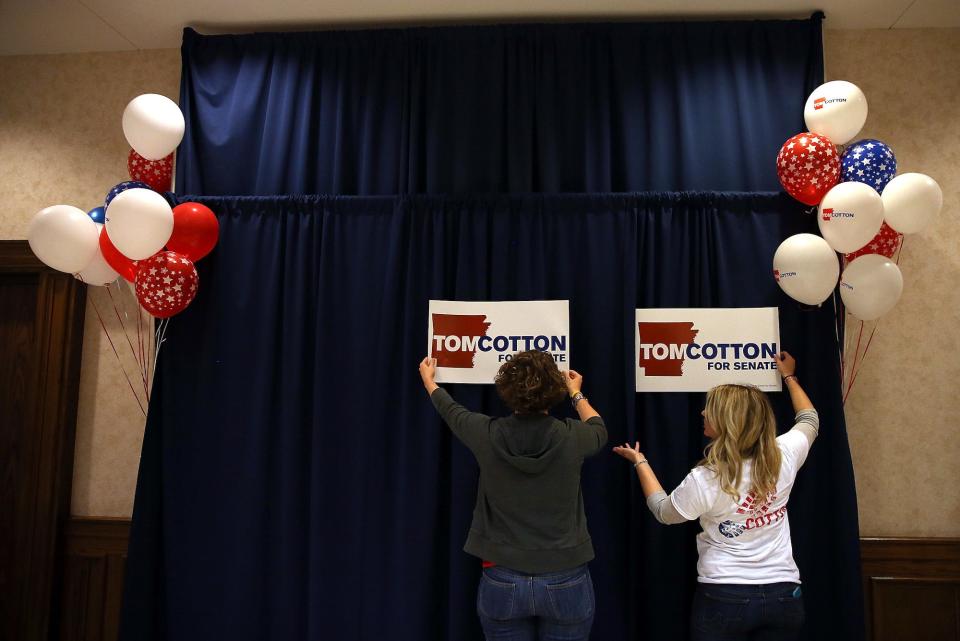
[635,308,782,392]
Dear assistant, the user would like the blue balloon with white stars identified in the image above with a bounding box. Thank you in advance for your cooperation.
[841,139,897,193]
[87,206,106,225]
[104,180,150,210]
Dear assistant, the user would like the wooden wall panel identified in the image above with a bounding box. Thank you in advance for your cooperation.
[56,526,960,641]
[0,240,86,641]
[861,537,960,641]
[60,518,131,641]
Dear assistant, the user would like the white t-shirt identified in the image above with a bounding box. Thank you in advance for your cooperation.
[669,411,818,584]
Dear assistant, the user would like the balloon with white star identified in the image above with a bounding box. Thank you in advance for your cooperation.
[841,139,897,193]
[845,222,902,262]
[776,132,841,206]
[134,251,198,318]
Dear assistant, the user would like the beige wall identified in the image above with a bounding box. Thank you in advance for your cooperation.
[1,29,957,534]
[0,49,180,516]
[824,29,960,537]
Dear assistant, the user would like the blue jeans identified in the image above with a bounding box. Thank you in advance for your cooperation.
[476,564,595,640]
[690,582,805,641]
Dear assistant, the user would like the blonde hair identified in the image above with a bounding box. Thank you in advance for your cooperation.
[699,384,782,502]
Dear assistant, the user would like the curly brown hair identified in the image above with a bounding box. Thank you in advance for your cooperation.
[494,350,567,415]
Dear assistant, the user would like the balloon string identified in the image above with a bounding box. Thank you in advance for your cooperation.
[844,322,879,405]
[153,317,170,386]
[106,283,148,392]
[834,290,845,384]
[135,287,144,391]
[142,303,153,401]
[843,320,865,405]
[90,292,146,417]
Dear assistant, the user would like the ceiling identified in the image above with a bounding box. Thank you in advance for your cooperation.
[1,0,958,56]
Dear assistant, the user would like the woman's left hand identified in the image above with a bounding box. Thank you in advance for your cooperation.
[612,441,645,465]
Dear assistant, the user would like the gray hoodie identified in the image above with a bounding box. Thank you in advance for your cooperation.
[430,388,608,573]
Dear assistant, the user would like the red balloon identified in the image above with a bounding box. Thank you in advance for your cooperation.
[127,149,173,192]
[845,222,903,262]
[776,133,841,206]
[135,251,199,318]
[167,202,219,262]
[99,227,138,281]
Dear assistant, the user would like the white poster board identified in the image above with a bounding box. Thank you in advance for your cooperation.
[635,308,782,392]
[428,300,570,384]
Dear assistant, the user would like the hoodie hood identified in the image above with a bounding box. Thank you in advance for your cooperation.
[490,415,566,474]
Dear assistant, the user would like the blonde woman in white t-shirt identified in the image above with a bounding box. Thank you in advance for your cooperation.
[614,351,817,641]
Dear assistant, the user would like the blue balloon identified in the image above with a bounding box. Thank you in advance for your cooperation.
[841,139,897,193]
[87,206,106,225]
[105,180,150,210]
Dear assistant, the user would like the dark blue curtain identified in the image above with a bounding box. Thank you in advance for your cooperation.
[120,193,863,641]
[176,17,823,196]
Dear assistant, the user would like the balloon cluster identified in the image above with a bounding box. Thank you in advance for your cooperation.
[774,81,942,321]
[26,94,219,319]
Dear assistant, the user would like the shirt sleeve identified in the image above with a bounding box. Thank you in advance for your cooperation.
[669,467,715,521]
[429,388,491,452]
[647,491,691,525]
[778,409,819,470]
[572,416,608,457]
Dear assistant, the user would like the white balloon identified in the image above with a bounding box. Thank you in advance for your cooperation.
[105,188,174,260]
[122,93,185,160]
[76,224,120,286]
[804,81,868,145]
[27,205,99,273]
[840,254,903,321]
[881,173,942,234]
[817,182,884,253]
[773,233,840,305]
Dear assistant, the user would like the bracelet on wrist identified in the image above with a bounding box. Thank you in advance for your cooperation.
[783,374,798,384]
[570,392,586,408]
[634,458,648,468]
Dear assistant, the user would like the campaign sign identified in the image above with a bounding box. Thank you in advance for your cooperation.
[428,300,570,384]
[635,308,781,392]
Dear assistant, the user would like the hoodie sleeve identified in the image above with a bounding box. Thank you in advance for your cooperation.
[572,416,608,457]
[430,388,491,453]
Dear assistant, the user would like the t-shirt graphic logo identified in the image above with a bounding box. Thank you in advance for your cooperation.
[637,322,700,376]
[431,314,492,368]
[718,520,745,538]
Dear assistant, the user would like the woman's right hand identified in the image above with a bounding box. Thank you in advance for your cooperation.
[775,351,796,378]
[564,369,583,396]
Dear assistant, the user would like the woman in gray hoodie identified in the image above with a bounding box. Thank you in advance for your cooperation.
[419,350,607,641]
